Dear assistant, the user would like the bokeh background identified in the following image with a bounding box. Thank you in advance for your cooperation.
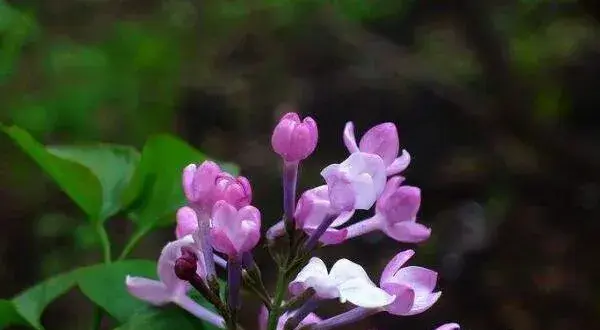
[1,0,600,329]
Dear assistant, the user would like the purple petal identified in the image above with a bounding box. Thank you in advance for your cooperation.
[209,227,238,256]
[359,122,399,166]
[343,122,360,153]
[311,227,348,245]
[386,149,411,176]
[125,276,171,306]
[393,266,439,293]
[435,323,460,330]
[176,207,198,239]
[380,282,415,315]
[380,249,414,286]
[383,221,431,243]
[157,236,196,294]
[406,291,442,315]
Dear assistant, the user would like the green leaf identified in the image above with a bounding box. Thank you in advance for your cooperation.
[47,145,140,221]
[1,125,140,222]
[77,260,156,323]
[122,134,238,228]
[114,305,218,330]
[11,270,80,330]
[0,299,26,329]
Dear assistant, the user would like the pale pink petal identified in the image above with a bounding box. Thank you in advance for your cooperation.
[343,122,360,153]
[359,122,399,166]
[406,291,442,315]
[386,150,411,176]
[380,282,415,315]
[380,249,415,286]
[237,219,261,252]
[383,221,431,243]
[393,266,438,294]
[182,164,197,201]
[435,323,460,330]
[176,207,198,239]
[157,235,196,294]
[125,276,171,306]
[238,205,261,227]
[211,201,239,239]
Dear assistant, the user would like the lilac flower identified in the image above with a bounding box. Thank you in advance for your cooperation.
[266,185,353,245]
[343,122,411,176]
[321,152,387,211]
[271,112,318,162]
[345,176,431,243]
[380,250,441,316]
[209,201,261,257]
[125,236,225,328]
[289,257,394,308]
[258,305,321,330]
[182,161,252,214]
[435,323,461,330]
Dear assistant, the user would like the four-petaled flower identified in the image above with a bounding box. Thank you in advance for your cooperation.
[380,250,442,316]
[209,201,261,257]
[343,122,411,176]
[321,152,387,211]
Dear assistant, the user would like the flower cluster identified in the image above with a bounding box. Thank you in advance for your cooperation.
[125,111,459,330]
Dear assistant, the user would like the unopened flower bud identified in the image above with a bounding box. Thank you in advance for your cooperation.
[271,112,318,162]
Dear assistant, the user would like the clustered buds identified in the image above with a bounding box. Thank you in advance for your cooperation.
[125,110,459,330]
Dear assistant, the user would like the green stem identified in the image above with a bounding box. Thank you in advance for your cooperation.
[267,268,288,330]
[92,223,112,330]
[96,223,112,264]
[117,225,149,261]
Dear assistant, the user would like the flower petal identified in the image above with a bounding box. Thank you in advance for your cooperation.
[383,221,431,243]
[351,173,377,210]
[329,259,373,287]
[407,291,442,315]
[343,121,360,153]
[359,122,399,166]
[380,282,415,315]
[209,227,238,256]
[310,227,348,245]
[338,278,396,308]
[435,323,460,330]
[386,149,411,176]
[157,235,197,295]
[176,206,198,239]
[289,257,329,296]
[330,210,354,227]
[380,249,414,286]
[393,266,438,294]
[125,276,171,305]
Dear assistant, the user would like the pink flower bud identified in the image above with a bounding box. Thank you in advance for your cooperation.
[182,161,221,211]
[209,201,261,257]
[214,173,252,209]
[271,112,318,162]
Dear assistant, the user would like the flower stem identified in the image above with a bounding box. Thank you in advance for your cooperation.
[344,216,380,240]
[267,267,288,330]
[304,307,380,330]
[117,225,150,261]
[283,161,299,236]
[227,256,242,329]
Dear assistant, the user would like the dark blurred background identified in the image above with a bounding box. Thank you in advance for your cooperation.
[1,0,600,329]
